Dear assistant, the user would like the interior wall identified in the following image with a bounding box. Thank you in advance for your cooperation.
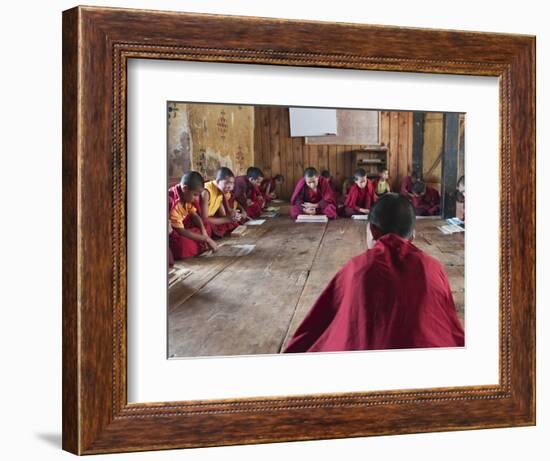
[256,107,414,200]
[255,106,357,199]
[167,102,255,182]
[379,111,414,191]
[422,113,445,186]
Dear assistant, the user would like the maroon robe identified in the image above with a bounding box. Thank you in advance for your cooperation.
[168,185,207,260]
[226,193,249,225]
[260,178,276,202]
[284,234,464,352]
[343,181,377,217]
[327,177,344,206]
[289,176,337,219]
[400,175,415,196]
[233,175,263,219]
[412,186,441,216]
[197,193,238,239]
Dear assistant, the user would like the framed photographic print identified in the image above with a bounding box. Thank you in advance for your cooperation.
[62,5,535,455]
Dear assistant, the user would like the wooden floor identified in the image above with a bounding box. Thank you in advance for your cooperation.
[168,204,464,358]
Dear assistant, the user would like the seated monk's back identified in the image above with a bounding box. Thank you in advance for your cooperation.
[284,233,464,352]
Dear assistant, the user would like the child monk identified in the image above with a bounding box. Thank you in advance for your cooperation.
[233,167,265,219]
[284,193,464,353]
[343,168,377,217]
[168,171,218,259]
[260,174,284,202]
[373,168,391,196]
[411,180,441,216]
[400,170,419,197]
[199,167,242,238]
[289,167,338,220]
[321,170,342,204]
[340,177,353,206]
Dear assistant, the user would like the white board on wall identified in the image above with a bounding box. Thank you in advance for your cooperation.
[289,107,337,137]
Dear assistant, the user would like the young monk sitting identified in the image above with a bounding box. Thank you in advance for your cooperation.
[321,170,343,204]
[260,174,284,202]
[411,180,441,216]
[168,171,218,259]
[226,190,248,222]
[289,167,338,220]
[373,168,391,196]
[400,170,419,197]
[233,167,265,219]
[199,167,242,238]
[284,193,464,353]
[343,168,377,217]
[340,177,353,206]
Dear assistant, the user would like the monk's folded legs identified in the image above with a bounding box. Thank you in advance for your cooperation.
[290,203,338,219]
[169,228,206,259]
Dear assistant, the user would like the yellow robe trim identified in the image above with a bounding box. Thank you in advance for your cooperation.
[205,181,225,217]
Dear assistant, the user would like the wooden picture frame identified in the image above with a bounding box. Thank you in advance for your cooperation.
[62,5,535,455]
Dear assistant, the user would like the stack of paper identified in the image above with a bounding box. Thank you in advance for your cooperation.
[201,243,256,258]
[260,211,279,218]
[168,266,192,288]
[265,206,280,212]
[351,214,369,220]
[296,214,328,223]
[246,219,266,226]
[230,225,248,237]
[446,217,465,228]
[438,224,464,235]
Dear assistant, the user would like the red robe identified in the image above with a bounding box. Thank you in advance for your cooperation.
[412,186,441,216]
[260,178,276,202]
[284,234,464,352]
[168,185,207,260]
[343,181,377,217]
[234,175,263,219]
[289,176,337,219]
[400,175,415,196]
[197,193,238,239]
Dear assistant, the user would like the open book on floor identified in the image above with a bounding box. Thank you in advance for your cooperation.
[296,214,328,223]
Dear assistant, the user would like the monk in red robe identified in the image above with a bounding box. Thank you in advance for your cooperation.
[260,174,284,202]
[233,167,265,219]
[411,181,441,216]
[343,168,377,217]
[284,193,464,353]
[400,170,419,197]
[198,167,243,238]
[290,167,338,220]
[320,170,341,203]
[168,171,218,260]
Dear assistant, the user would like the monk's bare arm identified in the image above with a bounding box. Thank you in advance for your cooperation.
[200,190,211,221]
[202,190,232,225]
[191,212,208,236]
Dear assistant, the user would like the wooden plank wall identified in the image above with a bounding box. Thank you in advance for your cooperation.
[255,107,413,200]
[379,111,414,192]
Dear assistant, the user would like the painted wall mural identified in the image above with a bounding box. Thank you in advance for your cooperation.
[167,102,255,181]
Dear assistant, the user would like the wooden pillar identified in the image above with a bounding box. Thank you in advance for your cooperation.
[412,112,424,176]
[441,113,459,218]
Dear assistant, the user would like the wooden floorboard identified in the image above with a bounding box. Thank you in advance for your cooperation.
[168,210,465,357]
[168,214,327,357]
[281,219,368,350]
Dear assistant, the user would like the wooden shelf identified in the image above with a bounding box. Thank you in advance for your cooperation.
[352,148,388,178]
